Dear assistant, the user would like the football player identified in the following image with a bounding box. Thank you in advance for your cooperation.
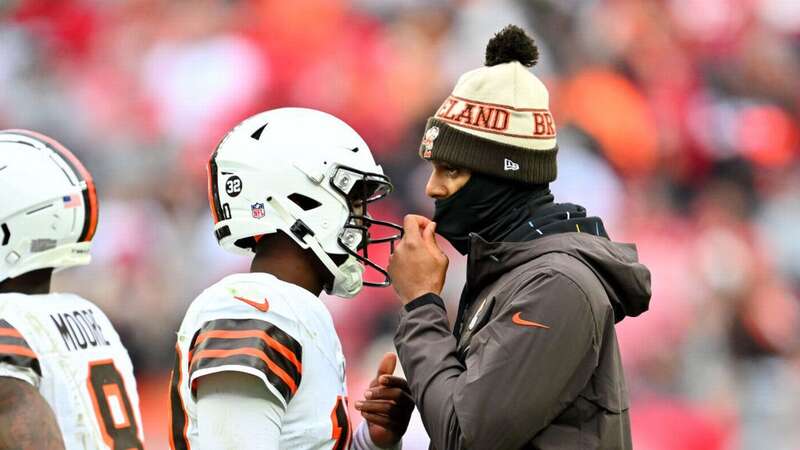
[169,108,414,450]
[0,130,145,449]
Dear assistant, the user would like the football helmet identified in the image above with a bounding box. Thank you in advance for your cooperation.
[0,130,98,282]
[207,108,402,298]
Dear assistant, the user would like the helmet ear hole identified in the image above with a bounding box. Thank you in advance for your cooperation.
[287,193,322,211]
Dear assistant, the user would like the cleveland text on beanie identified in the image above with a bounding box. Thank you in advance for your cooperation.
[419,25,558,185]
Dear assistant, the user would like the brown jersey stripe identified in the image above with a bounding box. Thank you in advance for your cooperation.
[168,344,191,450]
[192,347,298,393]
[0,322,32,350]
[197,319,301,357]
[331,396,352,450]
[190,349,297,403]
[188,319,303,403]
[0,348,41,376]
[190,319,302,375]
[0,335,30,348]
[190,335,300,386]
[195,329,301,372]
[0,321,38,375]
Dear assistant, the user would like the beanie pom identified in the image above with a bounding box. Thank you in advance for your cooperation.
[485,24,538,68]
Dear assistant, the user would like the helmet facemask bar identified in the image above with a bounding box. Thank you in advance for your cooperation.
[330,166,402,287]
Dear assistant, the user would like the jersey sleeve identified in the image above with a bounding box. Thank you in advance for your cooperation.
[197,371,283,450]
[182,277,307,408]
[0,318,42,386]
[186,313,303,408]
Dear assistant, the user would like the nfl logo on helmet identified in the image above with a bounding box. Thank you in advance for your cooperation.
[251,203,265,218]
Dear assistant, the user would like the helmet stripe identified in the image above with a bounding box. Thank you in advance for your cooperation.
[2,129,99,242]
[207,152,222,224]
[79,186,98,241]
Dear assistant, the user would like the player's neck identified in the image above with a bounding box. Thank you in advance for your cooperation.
[0,268,53,295]
[250,234,326,296]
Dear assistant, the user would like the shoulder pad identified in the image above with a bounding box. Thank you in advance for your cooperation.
[195,275,299,324]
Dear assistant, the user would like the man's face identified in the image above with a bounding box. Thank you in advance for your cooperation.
[425,162,471,200]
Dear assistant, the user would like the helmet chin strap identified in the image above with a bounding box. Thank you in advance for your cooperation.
[326,256,364,299]
[265,197,363,298]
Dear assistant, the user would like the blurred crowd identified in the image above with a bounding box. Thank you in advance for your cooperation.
[2,0,800,448]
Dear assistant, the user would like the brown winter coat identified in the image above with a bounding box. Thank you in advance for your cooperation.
[394,232,651,449]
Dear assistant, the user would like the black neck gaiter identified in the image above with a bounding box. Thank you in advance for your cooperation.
[433,173,552,254]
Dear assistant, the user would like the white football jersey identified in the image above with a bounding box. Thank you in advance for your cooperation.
[0,292,144,449]
[170,272,353,450]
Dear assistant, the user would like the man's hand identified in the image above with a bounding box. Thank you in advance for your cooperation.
[355,353,414,448]
[388,214,449,305]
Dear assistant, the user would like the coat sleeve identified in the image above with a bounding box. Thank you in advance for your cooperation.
[394,271,600,450]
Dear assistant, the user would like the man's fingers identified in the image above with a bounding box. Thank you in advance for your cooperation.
[402,214,432,243]
[379,375,410,390]
[365,386,412,404]
[422,221,440,252]
[408,214,433,228]
[402,215,421,243]
[365,387,414,414]
[422,221,435,240]
[355,400,395,415]
[376,352,396,378]
[360,411,393,428]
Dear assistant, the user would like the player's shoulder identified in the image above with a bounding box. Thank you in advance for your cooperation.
[1,292,121,349]
[183,273,308,406]
[0,293,45,341]
[0,297,42,384]
[0,291,96,311]
[0,292,32,310]
[183,272,320,340]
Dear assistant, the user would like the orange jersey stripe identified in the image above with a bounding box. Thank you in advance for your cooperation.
[0,328,23,339]
[0,344,36,359]
[193,347,298,394]
[194,329,302,373]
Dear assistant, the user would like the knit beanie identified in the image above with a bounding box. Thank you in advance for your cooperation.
[419,25,557,184]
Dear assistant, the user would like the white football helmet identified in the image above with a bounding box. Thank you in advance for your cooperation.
[207,108,402,298]
[0,130,99,282]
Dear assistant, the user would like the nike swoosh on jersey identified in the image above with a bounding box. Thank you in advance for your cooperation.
[511,312,549,329]
[233,296,269,312]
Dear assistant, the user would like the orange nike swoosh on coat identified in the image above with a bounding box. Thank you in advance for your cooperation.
[233,296,269,312]
[512,312,549,329]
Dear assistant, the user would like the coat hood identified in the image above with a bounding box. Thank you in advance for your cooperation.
[466,232,651,322]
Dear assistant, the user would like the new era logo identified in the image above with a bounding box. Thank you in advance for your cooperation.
[504,158,519,171]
